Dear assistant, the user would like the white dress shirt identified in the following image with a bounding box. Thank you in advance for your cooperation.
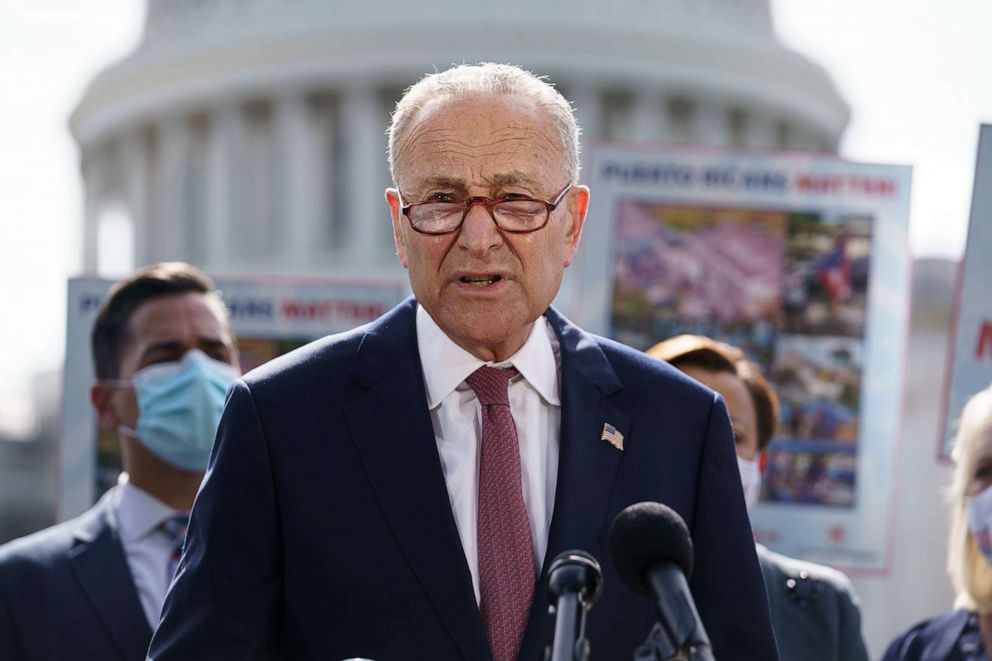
[113,473,188,628]
[416,304,561,604]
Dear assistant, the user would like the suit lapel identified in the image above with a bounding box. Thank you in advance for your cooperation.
[344,300,490,661]
[928,609,971,660]
[67,492,153,661]
[518,308,629,660]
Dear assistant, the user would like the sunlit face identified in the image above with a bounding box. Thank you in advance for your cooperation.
[386,94,588,362]
[681,366,759,460]
[966,425,992,498]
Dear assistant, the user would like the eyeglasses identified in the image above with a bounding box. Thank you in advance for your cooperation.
[399,184,573,235]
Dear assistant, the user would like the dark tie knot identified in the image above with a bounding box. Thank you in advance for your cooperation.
[160,513,190,544]
[465,366,519,407]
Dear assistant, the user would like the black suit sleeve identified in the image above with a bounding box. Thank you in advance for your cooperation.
[688,392,780,660]
[0,583,24,661]
[149,380,285,660]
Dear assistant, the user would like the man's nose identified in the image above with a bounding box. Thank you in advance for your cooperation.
[457,202,503,254]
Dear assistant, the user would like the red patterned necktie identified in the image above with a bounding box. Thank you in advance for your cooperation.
[465,365,535,661]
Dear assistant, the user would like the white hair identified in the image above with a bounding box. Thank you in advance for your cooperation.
[948,383,992,612]
[387,62,581,184]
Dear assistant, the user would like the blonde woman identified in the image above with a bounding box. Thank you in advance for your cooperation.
[884,383,992,660]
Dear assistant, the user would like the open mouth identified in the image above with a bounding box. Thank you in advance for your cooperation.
[460,275,502,287]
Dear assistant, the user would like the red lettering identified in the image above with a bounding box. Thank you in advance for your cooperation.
[281,300,302,318]
[281,299,386,322]
[846,175,896,197]
[977,320,992,359]
[795,173,896,197]
[795,174,844,194]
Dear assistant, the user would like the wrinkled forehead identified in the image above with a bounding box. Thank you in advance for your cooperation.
[393,94,565,187]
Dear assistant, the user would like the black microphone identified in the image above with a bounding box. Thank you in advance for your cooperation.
[609,502,714,661]
[545,549,603,661]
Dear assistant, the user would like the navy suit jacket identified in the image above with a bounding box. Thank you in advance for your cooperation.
[0,489,153,660]
[149,299,778,660]
[882,609,974,661]
[756,544,868,661]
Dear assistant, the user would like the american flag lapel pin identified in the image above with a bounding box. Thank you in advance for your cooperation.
[600,423,624,451]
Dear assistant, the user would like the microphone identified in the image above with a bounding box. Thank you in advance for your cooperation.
[545,549,603,661]
[608,502,714,661]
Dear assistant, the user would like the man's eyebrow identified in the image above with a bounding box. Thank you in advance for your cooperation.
[140,338,228,360]
[485,171,542,189]
[407,172,543,195]
[418,176,467,191]
[139,340,187,359]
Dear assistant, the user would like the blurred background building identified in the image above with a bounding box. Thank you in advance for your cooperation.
[69,0,848,279]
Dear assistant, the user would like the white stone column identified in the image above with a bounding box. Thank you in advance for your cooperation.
[81,150,107,273]
[695,97,730,147]
[206,102,239,270]
[153,116,189,261]
[339,83,384,264]
[746,112,777,149]
[121,132,148,267]
[631,91,669,142]
[274,91,316,267]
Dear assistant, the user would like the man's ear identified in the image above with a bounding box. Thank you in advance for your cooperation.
[90,383,121,432]
[385,188,409,268]
[562,185,590,268]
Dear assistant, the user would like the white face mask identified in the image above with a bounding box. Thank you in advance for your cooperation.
[967,484,992,564]
[737,454,762,513]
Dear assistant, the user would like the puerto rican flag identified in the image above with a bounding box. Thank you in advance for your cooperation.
[814,235,851,305]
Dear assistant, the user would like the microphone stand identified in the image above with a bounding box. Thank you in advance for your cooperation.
[547,590,593,661]
[544,551,601,661]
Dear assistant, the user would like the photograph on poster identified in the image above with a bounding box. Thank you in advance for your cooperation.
[783,213,872,338]
[610,201,785,363]
[610,201,871,509]
[764,334,863,508]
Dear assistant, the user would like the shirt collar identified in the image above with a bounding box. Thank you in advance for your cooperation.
[416,304,561,409]
[113,472,184,543]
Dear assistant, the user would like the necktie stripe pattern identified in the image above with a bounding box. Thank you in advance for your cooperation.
[160,513,190,584]
[465,366,535,661]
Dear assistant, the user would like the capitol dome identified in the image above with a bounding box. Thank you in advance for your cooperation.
[70,0,849,279]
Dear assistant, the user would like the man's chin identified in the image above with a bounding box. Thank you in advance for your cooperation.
[447,324,535,363]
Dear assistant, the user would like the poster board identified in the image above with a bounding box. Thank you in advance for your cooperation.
[59,274,407,521]
[942,124,992,458]
[569,143,912,572]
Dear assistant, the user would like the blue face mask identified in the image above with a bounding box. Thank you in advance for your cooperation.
[114,349,238,472]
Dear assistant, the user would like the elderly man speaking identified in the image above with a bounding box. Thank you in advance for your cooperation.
[149,63,778,661]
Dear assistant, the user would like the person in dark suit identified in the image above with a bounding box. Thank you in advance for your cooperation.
[647,334,869,661]
[0,262,240,660]
[883,383,992,661]
[149,62,778,661]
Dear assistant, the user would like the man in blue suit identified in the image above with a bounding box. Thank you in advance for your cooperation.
[0,263,240,660]
[150,63,778,660]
